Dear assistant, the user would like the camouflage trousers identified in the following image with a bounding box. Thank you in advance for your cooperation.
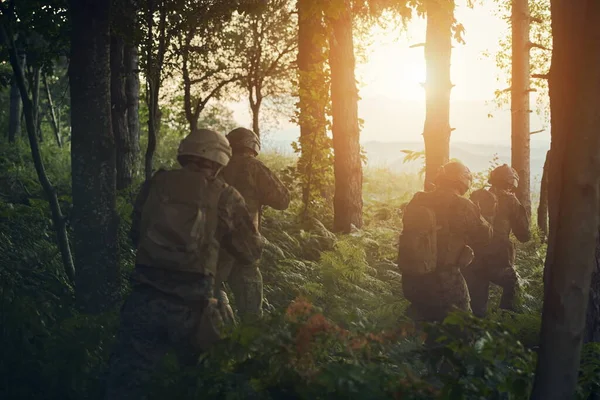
[463,259,520,317]
[217,252,264,320]
[402,268,471,323]
[104,284,220,400]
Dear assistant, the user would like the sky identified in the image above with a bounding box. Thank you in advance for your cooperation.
[228,0,551,147]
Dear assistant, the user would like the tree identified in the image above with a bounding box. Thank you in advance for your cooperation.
[327,0,363,233]
[175,1,240,133]
[141,0,169,180]
[8,46,23,143]
[69,0,120,313]
[234,0,297,136]
[112,0,140,190]
[531,1,600,398]
[0,6,75,283]
[421,0,454,189]
[295,0,333,217]
[511,0,531,215]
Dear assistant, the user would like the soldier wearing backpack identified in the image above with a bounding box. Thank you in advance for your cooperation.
[104,129,262,400]
[398,161,493,323]
[216,127,290,320]
[463,164,530,317]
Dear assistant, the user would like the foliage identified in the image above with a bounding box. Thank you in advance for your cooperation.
[491,0,552,125]
[230,0,298,134]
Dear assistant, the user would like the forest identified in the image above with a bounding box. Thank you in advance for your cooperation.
[1,0,600,399]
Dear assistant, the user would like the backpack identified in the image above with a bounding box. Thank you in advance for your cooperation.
[397,204,439,275]
[136,168,225,276]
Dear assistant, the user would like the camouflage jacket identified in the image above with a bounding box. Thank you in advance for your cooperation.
[129,166,263,302]
[222,153,290,230]
[404,187,493,270]
[488,187,530,244]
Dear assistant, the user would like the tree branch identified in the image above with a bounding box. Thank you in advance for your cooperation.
[409,43,425,48]
[528,41,550,51]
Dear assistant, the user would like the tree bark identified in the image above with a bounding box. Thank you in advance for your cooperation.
[537,149,549,238]
[297,0,330,217]
[0,20,75,283]
[69,0,120,314]
[585,237,600,344]
[124,40,140,179]
[530,1,600,398]
[511,0,532,215]
[423,0,454,189]
[111,34,133,190]
[250,96,261,136]
[31,67,42,143]
[329,0,363,233]
[8,73,22,142]
[144,0,167,180]
[43,73,62,147]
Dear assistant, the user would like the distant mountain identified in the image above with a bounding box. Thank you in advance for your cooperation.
[263,139,550,188]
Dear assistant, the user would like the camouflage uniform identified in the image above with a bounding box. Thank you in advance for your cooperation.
[217,151,290,319]
[401,187,493,323]
[105,147,262,398]
[463,186,530,317]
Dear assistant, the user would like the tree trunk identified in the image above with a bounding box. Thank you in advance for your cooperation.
[251,99,261,137]
[0,21,75,283]
[423,0,454,189]
[537,150,549,238]
[328,0,362,233]
[297,0,330,217]
[530,1,600,398]
[31,67,42,143]
[585,237,600,344]
[511,0,532,215]
[144,0,167,181]
[43,73,62,147]
[69,0,120,314]
[111,34,133,190]
[124,40,140,179]
[8,73,22,143]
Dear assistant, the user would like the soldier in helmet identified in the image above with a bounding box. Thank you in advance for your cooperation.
[216,127,290,320]
[463,164,530,317]
[104,129,262,400]
[398,161,493,323]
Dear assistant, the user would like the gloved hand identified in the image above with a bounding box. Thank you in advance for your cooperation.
[215,289,236,326]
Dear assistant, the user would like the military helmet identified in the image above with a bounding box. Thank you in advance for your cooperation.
[226,127,261,155]
[177,128,232,167]
[435,161,473,195]
[489,164,519,190]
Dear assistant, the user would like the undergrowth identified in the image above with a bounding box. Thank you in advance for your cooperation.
[1,140,598,399]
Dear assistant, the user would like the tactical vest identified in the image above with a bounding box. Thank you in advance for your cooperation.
[135,167,225,276]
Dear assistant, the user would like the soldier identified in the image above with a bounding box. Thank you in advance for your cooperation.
[464,164,530,317]
[398,161,493,323]
[104,129,262,400]
[216,127,290,320]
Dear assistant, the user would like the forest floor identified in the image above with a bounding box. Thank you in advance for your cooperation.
[1,141,598,399]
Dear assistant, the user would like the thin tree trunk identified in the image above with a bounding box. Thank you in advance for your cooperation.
[69,0,120,314]
[0,21,75,283]
[537,149,549,238]
[511,0,532,215]
[124,40,140,179]
[250,96,261,136]
[530,1,600,398]
[43,73,62,147]
[8,73,22,142]
[111,34,133,190]
[297,0,330,217]
[423,0,454,189]
[31,67,42,143]
[329,0,363,233]
[144,0,166,181]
